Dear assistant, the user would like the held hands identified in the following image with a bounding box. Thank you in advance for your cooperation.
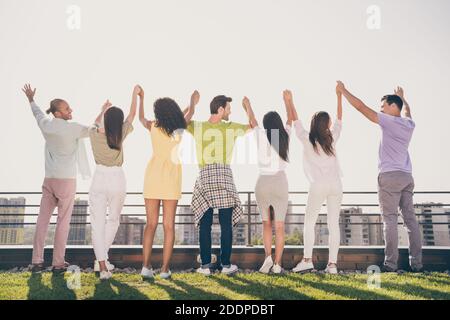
[102,99,112,112]
[22,84,36,103]
[283,90,293,105]
[394,86,404,100]
[242,96,251,111]
[336,81,346,94]
[133,85,144,98]
[190,90,200,108]
[336,83,342,97]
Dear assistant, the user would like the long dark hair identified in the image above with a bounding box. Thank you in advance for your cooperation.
[104,107,124,151]
[263,111,289,162]
[309,111,334,157]
[154,98,187,136]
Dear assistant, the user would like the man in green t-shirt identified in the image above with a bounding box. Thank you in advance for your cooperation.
[185,94,257,276]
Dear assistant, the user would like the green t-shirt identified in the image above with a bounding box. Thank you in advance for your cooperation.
[187,120,250,167]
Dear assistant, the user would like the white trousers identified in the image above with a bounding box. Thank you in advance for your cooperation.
[89,165,126,261]
[303,179,343,263]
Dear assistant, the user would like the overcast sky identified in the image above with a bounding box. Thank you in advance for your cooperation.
[1,0,450,200]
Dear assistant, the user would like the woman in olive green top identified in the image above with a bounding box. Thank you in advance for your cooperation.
[88,85,141,280]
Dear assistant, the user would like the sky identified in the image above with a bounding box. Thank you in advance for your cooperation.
[1,0,450,199]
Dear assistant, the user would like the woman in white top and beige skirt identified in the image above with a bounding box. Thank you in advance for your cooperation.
[286,86,343,274]
[245,93,292,274]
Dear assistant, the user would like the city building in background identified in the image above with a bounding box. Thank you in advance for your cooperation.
[67,199,89,245]
[415,203,450,246]
[339,208,383,246]
[3,195,450,247]
[0,197,25,245]
[177,207,198,245]
[114,216,145,245]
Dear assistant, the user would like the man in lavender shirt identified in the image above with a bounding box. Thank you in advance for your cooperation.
[336,81,423,272]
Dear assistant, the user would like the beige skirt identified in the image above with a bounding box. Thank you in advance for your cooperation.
[255,171,289,222]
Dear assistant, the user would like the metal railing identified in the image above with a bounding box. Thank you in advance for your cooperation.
[1,191,450,246]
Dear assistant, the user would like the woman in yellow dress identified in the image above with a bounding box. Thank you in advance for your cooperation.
[139,87,200,279]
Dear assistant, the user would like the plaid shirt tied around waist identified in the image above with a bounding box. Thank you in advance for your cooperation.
[191,164,243,227]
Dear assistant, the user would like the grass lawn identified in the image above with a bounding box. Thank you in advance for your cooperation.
[0,271,449,300]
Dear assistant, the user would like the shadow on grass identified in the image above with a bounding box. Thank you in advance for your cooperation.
[90,278,149,300]
[344,274,450,300]
[153,278,229,300]
[403,273,450,287]
[27,272,76,300]
[211,275,313,300]
[295,275,395,300]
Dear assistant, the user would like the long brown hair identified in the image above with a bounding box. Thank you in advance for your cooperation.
[104,107,124,151]
[263,111,290,162]
[309,111,335,157]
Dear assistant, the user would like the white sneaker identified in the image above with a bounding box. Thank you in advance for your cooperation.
[196,254,217,265]
[221,264,239,275]
[141,266,155,279]
[272,264,283,274]
[196,267,211,276]
[292,260,314,273]
[325,264,338,274]
[94,260,115,272]
[259,256,274,274]
[160,270,172,279]
[99,270,112,280]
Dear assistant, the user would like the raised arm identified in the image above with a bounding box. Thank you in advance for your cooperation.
[394,86,412,119]
[242,96,258,129]
[94,100,112,126]
[22,83,51,131]
[184,90,200,124]
[283,90,297,125]
[336,84,343,121]
[125,85,140,124]
[138,86,152,130]
[283,89,299,123]
[22,83,36,104]
[336,81,378,124]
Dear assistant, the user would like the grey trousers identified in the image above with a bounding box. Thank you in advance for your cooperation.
[378,171,423,270]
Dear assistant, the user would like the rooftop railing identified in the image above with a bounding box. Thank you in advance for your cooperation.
[1,191,450,247]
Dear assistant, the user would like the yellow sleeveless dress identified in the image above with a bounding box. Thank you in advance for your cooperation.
[143,123,182,200]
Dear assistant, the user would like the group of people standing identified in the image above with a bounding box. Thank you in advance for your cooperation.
[22,80,423,281]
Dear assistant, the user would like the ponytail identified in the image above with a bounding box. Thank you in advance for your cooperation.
[47,99,64,115]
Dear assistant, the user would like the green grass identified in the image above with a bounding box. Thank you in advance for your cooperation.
[0,272,449,300]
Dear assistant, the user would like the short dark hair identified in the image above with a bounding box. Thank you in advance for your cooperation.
[210,95,232,114]
[381,95,403,111]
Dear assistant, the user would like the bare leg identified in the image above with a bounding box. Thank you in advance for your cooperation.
[161,200,177,273]
[99,260,108,272]
[274,221,285,265]
[142,199,160,268]
[262,208,273,258]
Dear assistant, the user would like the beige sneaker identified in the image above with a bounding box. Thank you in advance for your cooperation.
[99,270,112,280]
[141,266,155,279]
[272,264,283,274]
[259,256,274,274]
[292,259,314,273]
[325,263,338,274]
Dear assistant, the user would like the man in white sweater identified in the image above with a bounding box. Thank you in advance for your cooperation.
[22,84,91,272]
